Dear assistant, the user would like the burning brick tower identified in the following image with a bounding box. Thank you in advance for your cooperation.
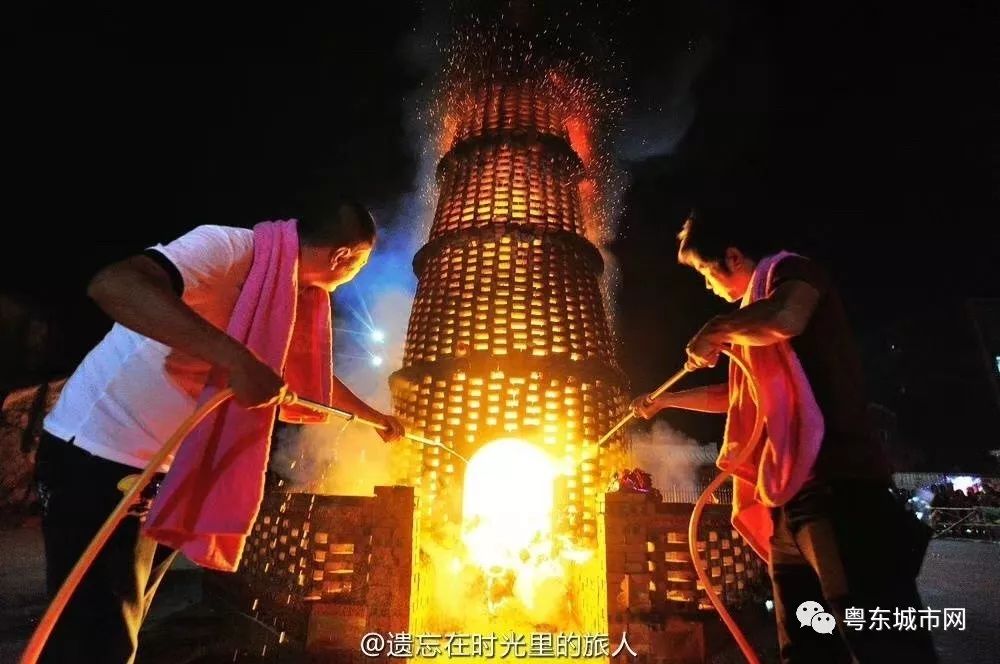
[206,22,770,663]
[390,69,629,543]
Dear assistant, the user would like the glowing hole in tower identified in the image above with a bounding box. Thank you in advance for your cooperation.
[462,438,559,571]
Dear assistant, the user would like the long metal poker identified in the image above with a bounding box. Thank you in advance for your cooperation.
[597,366,691,447]
[288,394,470,464]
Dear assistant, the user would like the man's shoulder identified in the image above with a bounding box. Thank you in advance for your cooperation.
[158,224,254,259]
[152,225,256,293]
[182,224,253,242]
[775,253,817,270]
[772,254,831,291]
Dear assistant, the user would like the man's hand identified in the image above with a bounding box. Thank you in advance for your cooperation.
[328,375,405,443]
[371,412,405,443]
[630,394,660,420]
[227,351,288,408]
[685,320,724,371]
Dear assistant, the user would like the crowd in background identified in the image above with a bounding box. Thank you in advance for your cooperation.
[927,483,1000,508]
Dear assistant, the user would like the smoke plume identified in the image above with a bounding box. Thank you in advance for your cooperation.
[267,3,442,496]
[627,420,718,501]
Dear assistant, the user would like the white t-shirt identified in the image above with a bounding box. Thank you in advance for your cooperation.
[44,225,255,471]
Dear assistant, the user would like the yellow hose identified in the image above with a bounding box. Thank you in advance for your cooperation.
[688,349,764,664]
[19,388,236,664]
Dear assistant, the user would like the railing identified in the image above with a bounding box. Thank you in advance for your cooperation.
[927,507,1000,541]
[658,485,734,505]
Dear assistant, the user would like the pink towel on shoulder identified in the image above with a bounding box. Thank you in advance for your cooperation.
[144,219,332,572]
[717,251,824,563]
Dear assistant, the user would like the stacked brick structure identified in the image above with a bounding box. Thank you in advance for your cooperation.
[207,485,417,661]
[389,79,629,545]
[604,492,770,663]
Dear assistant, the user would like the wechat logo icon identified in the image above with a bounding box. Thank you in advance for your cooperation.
[797,600,837,634]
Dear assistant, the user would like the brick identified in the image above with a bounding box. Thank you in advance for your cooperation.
[306,604,368,652]
[606,553,626,571]
[625,551,649,564]
[653,619,706,664]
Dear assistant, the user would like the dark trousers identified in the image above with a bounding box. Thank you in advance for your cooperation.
[34,432,177,664]
[769,478,938,663]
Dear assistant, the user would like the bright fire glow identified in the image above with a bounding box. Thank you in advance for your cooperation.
[449,437,596,625]
[462,438,559,570]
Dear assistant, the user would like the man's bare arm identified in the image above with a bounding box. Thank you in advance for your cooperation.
[705,281,821,345]
[87,255,285,406]
[88,255,246,368]
[327,376,405,442]
[659,384,729,413]
[632,383,728,419]
[686,280,821,369]
[328,376,383,421]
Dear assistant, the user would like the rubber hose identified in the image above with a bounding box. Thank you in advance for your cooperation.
[688,349,764,664]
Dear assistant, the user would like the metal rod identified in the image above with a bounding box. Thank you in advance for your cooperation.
[597,366,690,447]
[288,395,469,464]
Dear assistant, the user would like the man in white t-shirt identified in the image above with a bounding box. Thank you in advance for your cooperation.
[34,196,404,663]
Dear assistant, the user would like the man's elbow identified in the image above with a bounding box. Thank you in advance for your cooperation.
[773,310,808,339]
[86,265,125,305]
[87,270,108,302]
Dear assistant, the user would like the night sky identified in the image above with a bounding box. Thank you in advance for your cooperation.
[3,1,996,471]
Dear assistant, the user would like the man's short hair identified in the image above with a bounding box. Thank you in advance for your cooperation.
[677,203,777,267]
[296,193,377,249]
